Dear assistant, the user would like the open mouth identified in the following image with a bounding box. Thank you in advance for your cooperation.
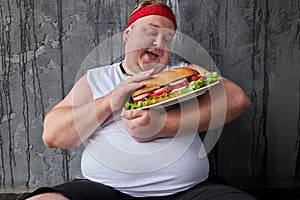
[146,50,159,58]
[145,50,161,61]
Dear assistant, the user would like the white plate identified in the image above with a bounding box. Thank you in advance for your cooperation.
[136,80,220,110]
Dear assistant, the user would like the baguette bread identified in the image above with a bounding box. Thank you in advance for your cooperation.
[132,67,199,97]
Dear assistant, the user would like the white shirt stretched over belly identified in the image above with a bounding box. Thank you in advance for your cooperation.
[82,62,209,197]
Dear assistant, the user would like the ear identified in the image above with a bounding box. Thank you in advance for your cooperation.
[123,26,131,42]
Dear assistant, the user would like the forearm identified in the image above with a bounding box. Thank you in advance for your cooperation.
[43,95,112,149]
[159,77,250,137]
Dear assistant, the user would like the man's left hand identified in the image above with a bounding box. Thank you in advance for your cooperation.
[121,108,167,142]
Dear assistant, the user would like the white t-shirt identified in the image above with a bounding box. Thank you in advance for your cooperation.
[82,62,209,197]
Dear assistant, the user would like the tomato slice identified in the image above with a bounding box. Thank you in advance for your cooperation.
[188,75,206,82]
[148,87,172,98]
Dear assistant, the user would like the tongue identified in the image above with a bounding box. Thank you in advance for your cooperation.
[147,51,158,60]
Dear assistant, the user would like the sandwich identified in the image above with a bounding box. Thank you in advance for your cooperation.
[125,67,220,110]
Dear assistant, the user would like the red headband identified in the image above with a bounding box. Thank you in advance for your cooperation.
[126,5,177,30]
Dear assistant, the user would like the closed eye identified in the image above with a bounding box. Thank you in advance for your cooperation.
[145,28,158,36]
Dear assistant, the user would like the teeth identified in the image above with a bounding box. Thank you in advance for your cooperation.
[147,51,158,58]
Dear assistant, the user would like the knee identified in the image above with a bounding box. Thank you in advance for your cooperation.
[22,192,69,200]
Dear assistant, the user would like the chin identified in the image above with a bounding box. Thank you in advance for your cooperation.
[142,62,166,72]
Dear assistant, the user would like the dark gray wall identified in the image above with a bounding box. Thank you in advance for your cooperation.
[0,0,299,193]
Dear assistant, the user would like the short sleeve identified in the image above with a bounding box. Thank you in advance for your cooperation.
[86,67,105,99]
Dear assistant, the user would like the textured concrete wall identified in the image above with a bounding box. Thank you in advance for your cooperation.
[0,0,299,193]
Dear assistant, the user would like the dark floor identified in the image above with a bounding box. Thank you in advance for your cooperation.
[1,188,300,200]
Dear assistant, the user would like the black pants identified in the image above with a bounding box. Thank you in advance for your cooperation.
[18,179,256,200]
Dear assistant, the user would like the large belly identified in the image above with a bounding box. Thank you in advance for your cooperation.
[81,123,209,197]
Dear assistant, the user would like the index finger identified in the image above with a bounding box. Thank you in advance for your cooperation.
[121,108,148,120]
[125,69,155,84]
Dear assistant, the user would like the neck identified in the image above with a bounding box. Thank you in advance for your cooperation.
[121,60,141,75]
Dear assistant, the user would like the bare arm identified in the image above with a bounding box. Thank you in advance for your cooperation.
[42,75,112,149]
[160,77,250,135]
[43,70,155,149]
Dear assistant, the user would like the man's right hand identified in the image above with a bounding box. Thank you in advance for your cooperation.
[108,69,155,112]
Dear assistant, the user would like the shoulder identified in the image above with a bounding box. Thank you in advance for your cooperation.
[86,62,120,84]
[86,62,122,98]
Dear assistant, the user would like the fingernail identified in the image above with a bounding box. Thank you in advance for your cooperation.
[145,69,154,73]
[120,111,125,117]
[145,70,154,76]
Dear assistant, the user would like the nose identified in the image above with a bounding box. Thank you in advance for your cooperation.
[152,35,163,49]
